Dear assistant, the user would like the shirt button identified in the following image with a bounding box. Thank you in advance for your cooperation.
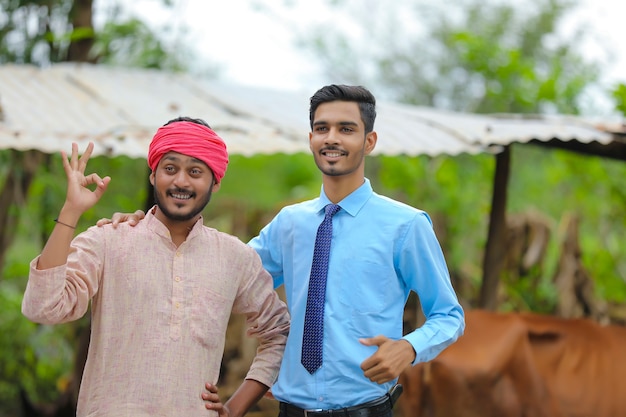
[175,251,181,257]
[175,276,181,282]
[318,397,323,402]
[175,302,181,309]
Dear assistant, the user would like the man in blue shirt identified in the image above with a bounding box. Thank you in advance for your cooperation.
[245,85,464,416]
[101,84,464,417]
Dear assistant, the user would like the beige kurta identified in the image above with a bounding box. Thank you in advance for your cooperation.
[22,210,289,417]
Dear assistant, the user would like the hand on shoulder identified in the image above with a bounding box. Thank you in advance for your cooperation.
[96,210,146,228]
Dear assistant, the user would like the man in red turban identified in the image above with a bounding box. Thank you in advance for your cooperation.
[147,117,229,224]
[22,116,289,416]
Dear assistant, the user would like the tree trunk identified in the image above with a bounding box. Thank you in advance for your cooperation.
[479,146,511,310]
[67,0,95,63]
[0,150,47,275]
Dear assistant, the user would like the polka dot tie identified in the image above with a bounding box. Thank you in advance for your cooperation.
[301,204,341,374]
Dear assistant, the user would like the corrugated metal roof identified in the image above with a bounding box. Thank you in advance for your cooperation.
[0,63,618,158]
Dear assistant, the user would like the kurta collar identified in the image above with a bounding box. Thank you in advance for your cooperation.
[145,206,204,242]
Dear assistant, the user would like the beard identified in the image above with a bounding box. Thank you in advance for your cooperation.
[313,147,365,177]
[153,186,213,222]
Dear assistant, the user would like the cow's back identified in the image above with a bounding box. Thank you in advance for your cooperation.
[521,312,626,416]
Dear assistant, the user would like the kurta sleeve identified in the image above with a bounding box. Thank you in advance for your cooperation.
[231,244,290,387]
[22,227,104,324]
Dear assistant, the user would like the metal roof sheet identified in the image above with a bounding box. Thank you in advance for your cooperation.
[0,63,617,159]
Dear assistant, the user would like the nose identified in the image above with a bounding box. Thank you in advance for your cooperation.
[172,170,190,188]
[325,127,341,144]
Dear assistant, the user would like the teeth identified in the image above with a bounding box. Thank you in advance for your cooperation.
[325,152,342,157]
[172,193,191,200]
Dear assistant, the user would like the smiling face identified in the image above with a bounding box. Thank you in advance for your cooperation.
[309,100,377,182]
[150,151,220,225]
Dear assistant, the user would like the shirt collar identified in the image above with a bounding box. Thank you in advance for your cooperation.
[318,178,373,217]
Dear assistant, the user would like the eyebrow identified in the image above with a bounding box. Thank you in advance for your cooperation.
[162,155,207,167]
[313,120,359,127]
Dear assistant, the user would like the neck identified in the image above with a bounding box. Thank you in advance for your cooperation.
[153,208,199,247]
[322,175,365,204]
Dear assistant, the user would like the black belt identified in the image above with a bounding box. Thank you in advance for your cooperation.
[279,384,402,417]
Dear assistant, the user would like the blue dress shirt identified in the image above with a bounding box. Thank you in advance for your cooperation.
[248,178,464,410]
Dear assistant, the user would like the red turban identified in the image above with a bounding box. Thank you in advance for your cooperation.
[148,121,229,183]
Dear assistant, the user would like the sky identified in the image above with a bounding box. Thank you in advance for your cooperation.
[121,0,626,114]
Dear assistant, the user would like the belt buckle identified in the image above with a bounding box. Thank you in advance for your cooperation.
[304,409,324,417]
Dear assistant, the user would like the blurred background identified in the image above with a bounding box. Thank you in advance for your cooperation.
[1,0,625,416]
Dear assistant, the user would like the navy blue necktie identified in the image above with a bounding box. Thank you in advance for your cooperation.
[301,204,341,374]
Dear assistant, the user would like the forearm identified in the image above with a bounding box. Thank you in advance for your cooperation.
[224,379,269,417]
[37,141,110,270]
[37,205,82,270]
[404,308,464,364]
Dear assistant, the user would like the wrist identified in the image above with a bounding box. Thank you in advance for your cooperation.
[54,218,76,229]
[401,338,417,364]
[57,205,82,227]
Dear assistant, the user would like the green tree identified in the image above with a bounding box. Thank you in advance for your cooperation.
[0,0,190,68]
[296,0,597,113]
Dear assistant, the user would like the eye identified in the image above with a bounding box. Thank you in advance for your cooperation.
[190,168,202,176]
[164,165,176,173]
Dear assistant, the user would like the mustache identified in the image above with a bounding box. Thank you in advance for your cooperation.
[320,146,346,153]
[167,187,195,195]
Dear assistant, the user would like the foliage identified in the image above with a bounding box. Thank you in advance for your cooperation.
[0,286,73,417]
[0,0,73,64]
[297,0,599,114]
[91,17,189,71]
[612,83,626,116]
[507,145,626,305]
[220,154,320,208]
[0,0,193,68]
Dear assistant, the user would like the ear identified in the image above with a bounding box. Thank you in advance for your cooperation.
[212,181,221,193]
[309,131,313,152]
[149,171,155,186]
[364,131,377,155]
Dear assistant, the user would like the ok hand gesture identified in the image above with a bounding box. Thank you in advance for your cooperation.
[61,142,111,216]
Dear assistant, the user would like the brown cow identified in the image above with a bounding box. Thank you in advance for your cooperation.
[397,309,626,417]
